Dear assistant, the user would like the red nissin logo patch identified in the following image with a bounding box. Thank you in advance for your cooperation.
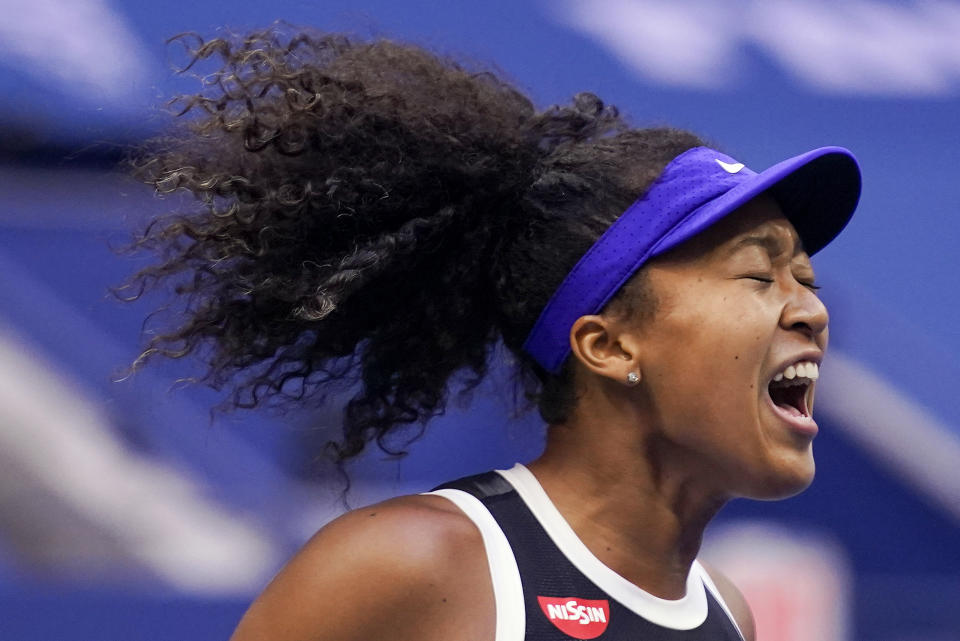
[537,596,610,639]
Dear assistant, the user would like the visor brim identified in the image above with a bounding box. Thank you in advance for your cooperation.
[652,146,862,257]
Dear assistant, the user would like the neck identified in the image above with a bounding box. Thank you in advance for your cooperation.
[526,391,728,599]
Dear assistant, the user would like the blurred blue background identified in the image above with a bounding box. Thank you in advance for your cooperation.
[1,1,959,639]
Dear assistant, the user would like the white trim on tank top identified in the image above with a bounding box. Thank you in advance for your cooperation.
[426,488,526,641]
[497,463,712,630]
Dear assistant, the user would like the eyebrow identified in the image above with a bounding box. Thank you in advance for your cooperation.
[729,233,806,258]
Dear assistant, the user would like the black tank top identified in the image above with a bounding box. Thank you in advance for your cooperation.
[430,464,744,641]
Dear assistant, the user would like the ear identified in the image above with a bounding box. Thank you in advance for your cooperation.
[569,314,643,384]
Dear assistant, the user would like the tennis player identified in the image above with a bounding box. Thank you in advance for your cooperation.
[125,30,861,641]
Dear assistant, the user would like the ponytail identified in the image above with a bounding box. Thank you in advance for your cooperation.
[121,27,705,461]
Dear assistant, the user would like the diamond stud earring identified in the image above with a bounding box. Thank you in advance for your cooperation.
[626,372,640,385]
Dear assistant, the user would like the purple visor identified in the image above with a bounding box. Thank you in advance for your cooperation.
[523,145,861,375]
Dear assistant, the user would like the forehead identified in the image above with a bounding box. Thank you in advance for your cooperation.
[656,195,809,265]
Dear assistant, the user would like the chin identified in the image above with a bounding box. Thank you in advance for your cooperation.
[741,454,816,501]
[756,473,815,500]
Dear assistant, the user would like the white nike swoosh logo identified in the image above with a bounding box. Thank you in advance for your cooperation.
[716,159,745,173]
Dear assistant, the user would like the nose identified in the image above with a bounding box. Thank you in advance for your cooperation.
[780,283,829,340]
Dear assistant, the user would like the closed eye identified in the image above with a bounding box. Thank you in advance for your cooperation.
[742,275,821,293]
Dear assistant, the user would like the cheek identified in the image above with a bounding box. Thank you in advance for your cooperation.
[643,320,764,430]
[640,307,777,456]
[646,301,768,387]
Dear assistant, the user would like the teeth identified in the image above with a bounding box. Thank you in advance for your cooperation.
[771,360,819,384]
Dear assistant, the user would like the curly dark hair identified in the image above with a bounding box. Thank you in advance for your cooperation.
[119,27,706,462]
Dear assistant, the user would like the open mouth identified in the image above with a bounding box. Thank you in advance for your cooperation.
[768,379,810,417]
[767,361,818,419]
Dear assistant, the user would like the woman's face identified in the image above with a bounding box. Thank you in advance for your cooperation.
[633,195,828,500]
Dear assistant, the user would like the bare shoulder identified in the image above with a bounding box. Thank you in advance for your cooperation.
[699,560,756,641]
[230,493,495,641]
